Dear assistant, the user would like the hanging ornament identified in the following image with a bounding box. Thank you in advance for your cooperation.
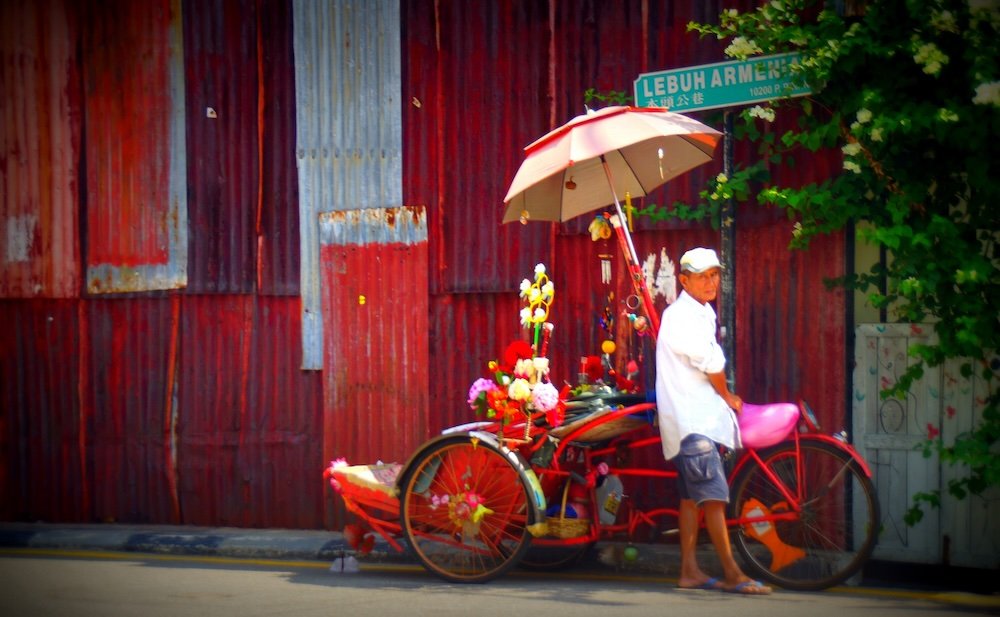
[599,253,612,284]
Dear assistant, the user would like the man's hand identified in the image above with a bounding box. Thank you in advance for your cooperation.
[722,392,743,413]
[708,371,742,413]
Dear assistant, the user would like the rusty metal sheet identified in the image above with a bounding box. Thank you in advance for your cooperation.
[176,295,324,528]
[258,0,301,296]
[183,0,260,294]
[0,0,81,299]
[82,0,188,294]
[427,292,525,436]
[83,297,179,523]
[294,0,403,369]
[401,0,552,295]
[0,300,83,521]
[149,0,299,296]
[736,222,848,432]
[318,208,429,490]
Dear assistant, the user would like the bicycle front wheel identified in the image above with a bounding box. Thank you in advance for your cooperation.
[399,435,534,583]
[729,439,879,591]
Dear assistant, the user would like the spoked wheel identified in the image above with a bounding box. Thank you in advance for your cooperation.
[728,439,880,591]
[399,435,535,583]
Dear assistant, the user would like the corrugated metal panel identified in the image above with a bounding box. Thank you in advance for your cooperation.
[0,300,83,521]
[177,295,324,528]
[736,223,848,432]
[427,292,525,435]
[183,0,260,294]
[83,297,178,523]
[258,0,301,296]
[82,0,188,293]
[401,0,552,294]
[0,0,81,299]
[294,0,403,369]
[318,207,428,484]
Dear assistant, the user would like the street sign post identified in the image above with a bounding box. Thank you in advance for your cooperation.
[633,52,810,113]
[633,53,811,388]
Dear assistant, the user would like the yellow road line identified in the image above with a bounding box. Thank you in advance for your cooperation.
[3,547,997,609]
[0,547,328,570]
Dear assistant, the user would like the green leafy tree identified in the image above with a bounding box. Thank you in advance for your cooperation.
[675,0,999,524]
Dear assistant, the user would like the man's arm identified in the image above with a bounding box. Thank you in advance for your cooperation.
[707,371,742,413]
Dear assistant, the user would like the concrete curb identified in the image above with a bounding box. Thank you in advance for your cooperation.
[0,522,680,572]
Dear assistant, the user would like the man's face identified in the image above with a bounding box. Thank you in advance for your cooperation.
[679,267,721,305]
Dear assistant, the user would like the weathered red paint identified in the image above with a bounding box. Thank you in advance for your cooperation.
[82,0,172,267]
[0,0,81,298]
[0,300,83,521]
[2,0,850,533]
[177,295,323,528]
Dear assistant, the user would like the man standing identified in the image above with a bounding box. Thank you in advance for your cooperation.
[655,247,772,595]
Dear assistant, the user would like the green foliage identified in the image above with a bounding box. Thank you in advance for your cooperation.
[678,0,1000,523]
[583,88,632,107]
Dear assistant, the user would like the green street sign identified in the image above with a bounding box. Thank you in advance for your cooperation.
[633,52,811,113]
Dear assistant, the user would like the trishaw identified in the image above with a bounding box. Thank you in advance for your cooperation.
[324,107,879,591]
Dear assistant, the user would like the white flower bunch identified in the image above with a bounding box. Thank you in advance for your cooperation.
[724,36,762,58]
[972,82,1000,107]
[747,105,776,122]
[912,39,948,76]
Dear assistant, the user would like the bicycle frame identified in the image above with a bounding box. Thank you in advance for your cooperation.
[519,400,874,547]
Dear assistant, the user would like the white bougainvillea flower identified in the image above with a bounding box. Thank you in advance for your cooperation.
[972,81,1000,106]
[842,142,862,156]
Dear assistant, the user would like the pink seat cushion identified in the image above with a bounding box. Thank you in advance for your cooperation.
[739,403,799,448]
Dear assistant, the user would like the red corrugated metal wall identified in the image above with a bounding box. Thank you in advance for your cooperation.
[2,0,850,532]
[83,0,173,269]
[0,300,83,521]
[0,1,81,298]
[177,295,322,528]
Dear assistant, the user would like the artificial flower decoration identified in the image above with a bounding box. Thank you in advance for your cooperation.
[447,492,495,541]
[466,264,565,428]
[323,458,350,492]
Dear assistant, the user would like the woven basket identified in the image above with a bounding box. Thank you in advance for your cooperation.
[545,482,590,539]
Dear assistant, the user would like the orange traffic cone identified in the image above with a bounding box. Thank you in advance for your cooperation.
[740,498,806,572]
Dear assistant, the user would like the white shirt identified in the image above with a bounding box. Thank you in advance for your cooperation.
[654,290,740,460]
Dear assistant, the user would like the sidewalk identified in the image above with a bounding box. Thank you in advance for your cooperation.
[1,521,996,601]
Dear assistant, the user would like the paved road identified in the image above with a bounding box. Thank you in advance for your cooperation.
[0,550,995,617]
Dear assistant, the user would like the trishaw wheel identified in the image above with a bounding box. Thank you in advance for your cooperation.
[399,435,534,583]
[728,440,879,591]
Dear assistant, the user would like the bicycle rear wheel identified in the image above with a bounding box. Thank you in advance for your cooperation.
[728,439,879,591]
[399,435,534,583]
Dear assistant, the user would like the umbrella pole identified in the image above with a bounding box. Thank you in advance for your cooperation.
[600,155,661,338]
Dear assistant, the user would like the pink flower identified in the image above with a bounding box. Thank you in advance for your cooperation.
[468,378,497,408]
[530,381,560,412]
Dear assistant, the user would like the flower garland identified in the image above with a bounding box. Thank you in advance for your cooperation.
[467,263,566,428]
